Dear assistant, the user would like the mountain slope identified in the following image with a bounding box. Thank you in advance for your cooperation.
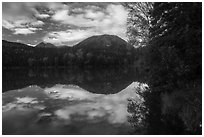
[2,40,33,49]
[74,34,133,53]
[35,42,56,48]
[3,34,135,67]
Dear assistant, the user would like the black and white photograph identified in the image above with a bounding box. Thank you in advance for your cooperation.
[2,2,202,135]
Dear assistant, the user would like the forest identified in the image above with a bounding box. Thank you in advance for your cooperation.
[3,36,135,68]
[126,2,202,134]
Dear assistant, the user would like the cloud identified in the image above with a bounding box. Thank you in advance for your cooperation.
[2,18,43,35]
[84,9,105,19]
[35,14,50,19]
[2,18,42,35]
[51,4,128,29]
[13,28,36,35]
[43,29,99,46]
[2,3,128,46]
[2,2,45,35]
[46,4,128,45]
[30,20,44,27]
[45,2,68,11]
[30,6,50,19]
[2,20,15,30]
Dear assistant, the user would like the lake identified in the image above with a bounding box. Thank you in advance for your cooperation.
[2,67,201,134]
[2,67,147,135]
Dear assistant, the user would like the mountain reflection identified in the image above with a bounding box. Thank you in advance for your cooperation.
[3,67,141,94]
[2,82,148,135]
[127,84,202,134]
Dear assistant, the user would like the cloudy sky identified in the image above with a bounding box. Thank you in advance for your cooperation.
[2,2,128,46]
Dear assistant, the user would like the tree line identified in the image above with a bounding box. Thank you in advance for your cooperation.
[3,41,135,68]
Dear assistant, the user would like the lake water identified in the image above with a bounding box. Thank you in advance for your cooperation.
[2,67,201,134]
[3,67,142,93]
[2,67,147,135]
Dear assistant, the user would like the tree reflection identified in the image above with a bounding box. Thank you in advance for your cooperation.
[128,84,202,135]
[161,88,202,134]
[127,83,149,134]
[2,67,143,94]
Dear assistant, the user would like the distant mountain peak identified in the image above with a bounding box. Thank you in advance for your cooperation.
[74,34,133,52]
[35,42,56,48]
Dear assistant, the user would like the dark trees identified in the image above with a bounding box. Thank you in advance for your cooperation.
[148,2,202,93]
[127,2,202,134]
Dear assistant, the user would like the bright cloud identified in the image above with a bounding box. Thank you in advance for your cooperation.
[2,17,42,35]
[46,4,128,45]
[2,2,45,35]
[52,4,128,28]
[31,6,51,19]
[30,20,44,27]
[43,29,99,46]
[35,14,50,19]
[2,18,43,35]
[2,20,15,30]
[3,2,129,46]
[13,28,36,35]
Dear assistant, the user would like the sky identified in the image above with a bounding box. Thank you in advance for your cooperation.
[2,2,128,46]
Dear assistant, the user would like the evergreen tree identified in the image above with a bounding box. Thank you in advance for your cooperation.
[148,2,202,93]
[126,2,153,48]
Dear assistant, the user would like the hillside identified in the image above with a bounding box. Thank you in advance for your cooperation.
[74,34,133,53]
[2,35,136,67]
[2,40,33,49]
[35,42,56,48]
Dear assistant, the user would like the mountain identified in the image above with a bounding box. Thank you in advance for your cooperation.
[74,34,133,53]
[70,34,135,67]
[35,42,56,48]
[2,40,33,49]
[3,35,136,67]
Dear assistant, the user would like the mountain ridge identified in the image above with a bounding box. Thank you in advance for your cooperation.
[74,34,133,52]
[3,34,136,67]
[3,34,132,49]
[2,40,34,48]
[35,42,56,48]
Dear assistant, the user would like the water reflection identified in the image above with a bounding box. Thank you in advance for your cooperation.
[2,82,148,135]
[127,85,202,134]
[3,67,201,134]
[161,89,202,133]
[127,84,149,134]
[3,67,141,94]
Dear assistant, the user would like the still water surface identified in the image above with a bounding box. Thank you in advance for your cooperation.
[3,67,146,135]
[2,67,201,134]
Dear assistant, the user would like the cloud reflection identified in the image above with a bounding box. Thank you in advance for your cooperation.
[2,96,40,112]
[44,82,146,124]
[2,82,148,134]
